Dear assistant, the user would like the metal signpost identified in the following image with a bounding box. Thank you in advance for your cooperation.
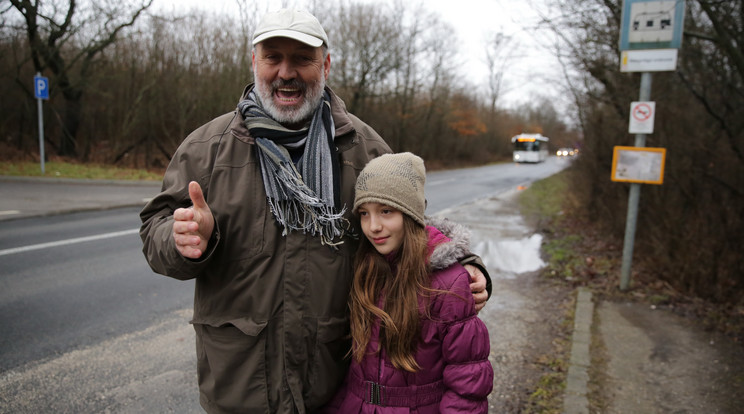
[34,72,50,174]
[617,0,684,290]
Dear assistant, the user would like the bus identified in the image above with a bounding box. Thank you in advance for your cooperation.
[512,133,549,163]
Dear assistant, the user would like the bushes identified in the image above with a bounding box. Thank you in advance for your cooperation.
[546,0,744,304]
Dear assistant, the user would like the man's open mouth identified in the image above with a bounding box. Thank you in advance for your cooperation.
[275,87,303,104]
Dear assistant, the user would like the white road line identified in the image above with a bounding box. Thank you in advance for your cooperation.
[0,228,139,257]
[0,210,21,216]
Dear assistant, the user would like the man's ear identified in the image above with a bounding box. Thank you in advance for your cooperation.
[324,52,331,80]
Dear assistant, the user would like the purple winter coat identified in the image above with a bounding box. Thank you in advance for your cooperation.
[322,218,494,413]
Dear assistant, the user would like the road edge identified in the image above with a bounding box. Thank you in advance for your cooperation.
[563,287,593,414]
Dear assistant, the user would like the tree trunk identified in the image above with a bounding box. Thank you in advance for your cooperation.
[60,90,82,157]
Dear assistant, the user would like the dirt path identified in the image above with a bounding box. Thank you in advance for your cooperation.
[595,301,744,413]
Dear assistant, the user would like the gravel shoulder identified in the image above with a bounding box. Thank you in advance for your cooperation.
[436,190,574,413]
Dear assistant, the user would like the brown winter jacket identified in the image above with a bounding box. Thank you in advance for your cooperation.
[140,85,392,413]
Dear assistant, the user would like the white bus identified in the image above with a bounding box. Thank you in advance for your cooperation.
[512,133,549,163]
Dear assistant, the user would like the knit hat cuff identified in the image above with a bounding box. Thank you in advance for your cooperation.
[354,195,426,227]
[353,152,427,228]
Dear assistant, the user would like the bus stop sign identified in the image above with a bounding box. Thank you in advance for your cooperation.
[618,0,685,72]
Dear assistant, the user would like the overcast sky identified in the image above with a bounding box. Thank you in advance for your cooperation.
[424,0,559,108]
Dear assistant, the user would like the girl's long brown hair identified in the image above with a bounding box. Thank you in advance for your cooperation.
[349,215,432,372]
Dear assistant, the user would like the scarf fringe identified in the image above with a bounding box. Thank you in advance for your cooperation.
[268,162,348,246]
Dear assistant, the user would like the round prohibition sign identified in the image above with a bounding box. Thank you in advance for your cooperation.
[632,103,653,122]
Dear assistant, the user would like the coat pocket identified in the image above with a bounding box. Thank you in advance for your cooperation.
[304,316,351,410]
[194,319,269,412]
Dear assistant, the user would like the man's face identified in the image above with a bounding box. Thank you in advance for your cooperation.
[252,37,331,126]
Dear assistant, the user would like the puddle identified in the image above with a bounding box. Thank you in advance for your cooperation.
[435,192,545,280]
[472,234,545,279]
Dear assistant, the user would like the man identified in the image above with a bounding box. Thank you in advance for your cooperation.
[140,8,491,414]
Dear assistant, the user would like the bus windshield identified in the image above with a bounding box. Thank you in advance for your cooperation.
[514,140,541,151]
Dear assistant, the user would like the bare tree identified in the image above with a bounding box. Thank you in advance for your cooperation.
[680,0,744,167]
[484,31,517,114]
[387,1,457,152]
[328,0,400,114]
[419,20,458,158]
[8,0,153,157]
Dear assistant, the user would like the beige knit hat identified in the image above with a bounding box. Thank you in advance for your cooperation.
[354,152,427,227]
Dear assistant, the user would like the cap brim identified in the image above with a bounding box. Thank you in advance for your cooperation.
[253,30,324,47]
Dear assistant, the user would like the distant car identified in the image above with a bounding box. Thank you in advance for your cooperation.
[556,148,575,157]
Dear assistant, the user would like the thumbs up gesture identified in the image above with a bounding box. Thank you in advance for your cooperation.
[173,181,215,259]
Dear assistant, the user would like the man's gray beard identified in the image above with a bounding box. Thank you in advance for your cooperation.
[254,77,326,126]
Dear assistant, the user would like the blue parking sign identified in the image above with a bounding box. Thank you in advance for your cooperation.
[34,75,49,100]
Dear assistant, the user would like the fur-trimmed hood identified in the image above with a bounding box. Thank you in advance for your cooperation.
[425,216,472,271]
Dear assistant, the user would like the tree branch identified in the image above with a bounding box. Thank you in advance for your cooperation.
[697,0,744,82]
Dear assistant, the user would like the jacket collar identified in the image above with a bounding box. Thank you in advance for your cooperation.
[382,218,472,272]
[425,217,472,271]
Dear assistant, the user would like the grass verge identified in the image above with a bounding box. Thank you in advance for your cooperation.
[0,161,163,181]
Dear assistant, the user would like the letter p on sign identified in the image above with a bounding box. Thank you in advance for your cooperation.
[34,75,49,100]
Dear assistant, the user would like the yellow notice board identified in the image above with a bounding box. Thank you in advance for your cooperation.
[611,146,666,185]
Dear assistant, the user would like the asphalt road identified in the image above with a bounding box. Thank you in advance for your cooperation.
[0,159,569,413]
[424,158,567,213]
[0,206,195,373]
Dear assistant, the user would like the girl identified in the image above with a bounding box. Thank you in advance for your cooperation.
[325,152,493,413]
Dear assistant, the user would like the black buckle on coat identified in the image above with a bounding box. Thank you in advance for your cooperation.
[366,381,386,406]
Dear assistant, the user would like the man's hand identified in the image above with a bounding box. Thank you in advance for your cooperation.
[173,181,214,259]
[465,264,489,313]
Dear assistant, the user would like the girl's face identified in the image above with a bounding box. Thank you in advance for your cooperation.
[358,202,405,256]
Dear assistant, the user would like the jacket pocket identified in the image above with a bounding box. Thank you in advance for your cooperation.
[211,161,268,261]
[304,316,351,410]
[194,320,269,412]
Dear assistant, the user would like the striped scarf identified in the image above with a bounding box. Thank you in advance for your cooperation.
[238,90,347,245]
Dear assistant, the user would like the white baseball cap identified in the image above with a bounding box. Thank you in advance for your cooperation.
[252,9,329,48]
